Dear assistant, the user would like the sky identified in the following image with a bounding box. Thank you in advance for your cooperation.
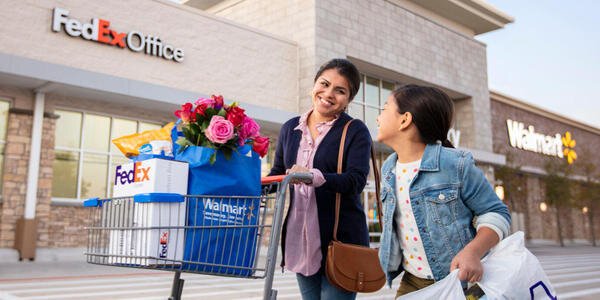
[476,0,600,129]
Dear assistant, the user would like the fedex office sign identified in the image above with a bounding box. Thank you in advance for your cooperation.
[115,161,151,186]
[51,7,184,62]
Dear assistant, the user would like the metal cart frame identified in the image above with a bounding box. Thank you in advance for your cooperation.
[84,173,312,300]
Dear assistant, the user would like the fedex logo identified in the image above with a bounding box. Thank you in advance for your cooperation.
[159,231,169,258]
[51,7,184,62]
[115,162,151,186]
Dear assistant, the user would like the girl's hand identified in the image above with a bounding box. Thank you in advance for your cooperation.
[450,248,483,283]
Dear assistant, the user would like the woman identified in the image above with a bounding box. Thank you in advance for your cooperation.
[376,84,511,298]
[269,58,372,300]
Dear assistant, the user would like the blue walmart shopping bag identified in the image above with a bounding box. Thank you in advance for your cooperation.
[172,126,261,276]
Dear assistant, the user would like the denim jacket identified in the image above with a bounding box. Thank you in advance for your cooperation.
[378,143,511,285]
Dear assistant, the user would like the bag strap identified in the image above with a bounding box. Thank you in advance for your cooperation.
[333,120,383,241]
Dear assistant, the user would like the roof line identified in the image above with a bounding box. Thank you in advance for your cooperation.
[490,90,600,135]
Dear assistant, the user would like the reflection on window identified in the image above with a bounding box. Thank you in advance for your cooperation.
[81,153,108,199]
[83,114,110,152]
[51,150,79,198]
[52,110,162,200]
[55,111,82,148]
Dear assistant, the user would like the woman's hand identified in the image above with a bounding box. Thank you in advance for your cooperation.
[450,248,483,282]
[286,165,311,184]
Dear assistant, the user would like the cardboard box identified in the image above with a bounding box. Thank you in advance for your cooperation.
[112,158,188,198]
[107,195,185,266]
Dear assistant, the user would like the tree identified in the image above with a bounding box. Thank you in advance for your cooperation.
[578,156,599,247]
[543,159,573,247]
[494,152,527,234]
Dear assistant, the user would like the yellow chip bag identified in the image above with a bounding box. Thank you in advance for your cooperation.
[112,122,175,157]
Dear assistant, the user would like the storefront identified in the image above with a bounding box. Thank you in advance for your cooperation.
[490,91,600,245]
[0,0,516,258]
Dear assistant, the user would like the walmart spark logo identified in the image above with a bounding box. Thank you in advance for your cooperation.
[561,131,577,164]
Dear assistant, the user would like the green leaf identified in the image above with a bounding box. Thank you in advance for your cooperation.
[205,108,217,118]
[209,152,217,165]
[222,148,232,160]
[190,123,201,135]
[218,108,227,117]
[202,120,209,131]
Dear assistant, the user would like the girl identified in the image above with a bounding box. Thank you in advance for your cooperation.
[376,84,511,297]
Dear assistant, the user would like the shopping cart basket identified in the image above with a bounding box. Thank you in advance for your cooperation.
[84,173,312,300]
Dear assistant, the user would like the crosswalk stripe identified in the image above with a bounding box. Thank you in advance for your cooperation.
[545,265,600,275]
[553,277,600,288]
[548,270,600,280]
[2,251,600,299]
[3,277,298,295]
[559,287,600,299]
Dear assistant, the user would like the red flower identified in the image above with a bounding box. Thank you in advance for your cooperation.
[175,103,194,122]
[212,94,224,110]
[252,135,269,157]
[194,103,207,117]
[226,106,246,127]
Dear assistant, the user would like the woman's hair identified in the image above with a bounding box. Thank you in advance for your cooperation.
[392,84,455,148]
[314,58,361,101]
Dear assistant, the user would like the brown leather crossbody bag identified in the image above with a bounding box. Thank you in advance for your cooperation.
[325,119,386,293]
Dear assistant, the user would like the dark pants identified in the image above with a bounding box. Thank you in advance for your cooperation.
[296,271,356,300]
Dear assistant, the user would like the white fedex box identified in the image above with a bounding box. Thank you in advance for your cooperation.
[112,158,188,198]
[108,194,186,266]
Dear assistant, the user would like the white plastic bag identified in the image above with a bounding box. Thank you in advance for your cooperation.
[478,231,557,300]
[398,269,464,300]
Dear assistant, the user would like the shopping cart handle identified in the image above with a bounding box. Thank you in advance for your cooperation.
[261,175,286,184]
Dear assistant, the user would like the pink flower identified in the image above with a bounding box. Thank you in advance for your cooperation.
[252,135,269,157]
[205,116,234,144]
[239,116,260,144]
[194,97,215,108]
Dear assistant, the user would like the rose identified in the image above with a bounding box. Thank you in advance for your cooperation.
[212,95,224,110]
[194,97,215,108]
[174,103,195,122]
[205,116,234,144]
[238,116,260,144]
[226,106,246,127]
[252,135,269,157]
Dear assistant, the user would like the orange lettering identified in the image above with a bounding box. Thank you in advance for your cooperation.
[97,19,111,44]
[109,30,126,48]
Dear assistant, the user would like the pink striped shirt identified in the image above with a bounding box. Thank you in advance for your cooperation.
[285,110,335,276]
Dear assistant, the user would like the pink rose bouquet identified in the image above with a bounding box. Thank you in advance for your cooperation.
[174,94,269,164]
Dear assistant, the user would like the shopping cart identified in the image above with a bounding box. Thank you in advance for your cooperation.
[84,173,312,300]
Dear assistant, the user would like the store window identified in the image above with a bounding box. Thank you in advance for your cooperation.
[346,75,396,244]
[52,110,161,201]
[0,100,9,193]
[347,75,396,132]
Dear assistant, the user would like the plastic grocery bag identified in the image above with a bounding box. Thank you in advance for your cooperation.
[112,122,175,157]
[478,231,557,300]
[398,270,464,300]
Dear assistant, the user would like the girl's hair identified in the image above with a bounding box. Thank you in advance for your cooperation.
[314,58,361,101]
[392,84,455,148]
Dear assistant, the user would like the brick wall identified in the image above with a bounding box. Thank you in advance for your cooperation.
[0,112,32,248]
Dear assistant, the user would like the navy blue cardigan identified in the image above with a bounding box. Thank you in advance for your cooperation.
[269,112,371,271]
